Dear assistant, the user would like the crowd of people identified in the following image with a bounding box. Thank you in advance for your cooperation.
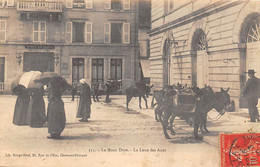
[12,78,92,139]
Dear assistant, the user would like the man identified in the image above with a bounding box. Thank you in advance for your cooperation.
[242,69,260,122]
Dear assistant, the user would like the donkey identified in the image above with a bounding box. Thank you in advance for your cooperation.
[161,86,230,140]
[125,82,153,111]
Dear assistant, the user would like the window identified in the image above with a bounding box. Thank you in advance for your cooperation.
[0,20,6,42]
[123,23,130,44]
[66,22,72,43]
[73,0,85,8]
[111,0,121,10]
[247,17,260,43]
[104,0,130,10]
[104,23,110,43]
[72,58,84,83]
[7,0,14,6]
[33,21,46,42]
[104,22,130,44]
[85,22,92,43]
[73,22,85,43]
[104,0,111,9]
[124,0,130,10]
[92,58,104,83]
[66,0,73,8]
[85,0,93,9]
[0,0,6,7]
[111,23,122,43]
[110,59,122,80]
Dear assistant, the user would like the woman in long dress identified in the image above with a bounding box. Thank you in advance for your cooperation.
[13,86,30,126]
[46,78,68,139]
[26,87,46,127]
[77,79,92,122]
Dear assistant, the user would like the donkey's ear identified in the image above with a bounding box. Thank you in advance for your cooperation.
[221,87,224,92]
[226,87,230,93]
[150,85,154,88]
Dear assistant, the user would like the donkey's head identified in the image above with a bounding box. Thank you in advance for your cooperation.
[213,87,231,114]
[144,84,154,98]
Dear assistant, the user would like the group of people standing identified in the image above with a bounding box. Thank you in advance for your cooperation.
[13,78,92,139]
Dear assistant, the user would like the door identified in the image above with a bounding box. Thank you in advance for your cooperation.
[197,50,208,88]
[246,42,260,108]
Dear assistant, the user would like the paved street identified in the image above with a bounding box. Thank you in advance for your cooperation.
[0,94,259,167]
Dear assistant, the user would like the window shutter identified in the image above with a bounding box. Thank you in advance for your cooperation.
[67,0,73,8]
[85,22,92,43]
[40,22,46,42]
[123,23,130,44]
[124,0,130,10]
[0,20,6,41]
[104,23,110,43]
[66,22,72,43]
[85,0,93,9]
[104,0,111,9]
[7,0,14,6]
[33,21,39,42]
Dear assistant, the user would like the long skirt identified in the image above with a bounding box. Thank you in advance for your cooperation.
[13,94,30,125]
[76,99,91,119]
[47,99,66,136]
[26,96,46,127]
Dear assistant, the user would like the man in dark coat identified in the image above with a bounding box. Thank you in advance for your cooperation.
[77,79,91,122]
[242,69,260,122]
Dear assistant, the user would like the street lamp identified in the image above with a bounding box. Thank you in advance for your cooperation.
[16,54,22,66]
[54,54,60,66]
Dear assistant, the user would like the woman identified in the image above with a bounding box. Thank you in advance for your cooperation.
[46,78,68,139]
[26,87,46,127]
[77,79,92,122]
[13,86,30,126]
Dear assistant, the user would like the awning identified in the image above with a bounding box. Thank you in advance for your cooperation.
[140,60,150,77]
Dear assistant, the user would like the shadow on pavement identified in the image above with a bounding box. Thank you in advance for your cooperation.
[60,133,111,140]
[168,136,203,144]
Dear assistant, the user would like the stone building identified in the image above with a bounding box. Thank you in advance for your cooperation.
[149,0,260,109]
[0,0,140,93]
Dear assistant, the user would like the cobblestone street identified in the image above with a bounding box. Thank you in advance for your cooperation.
[0,95,219,167]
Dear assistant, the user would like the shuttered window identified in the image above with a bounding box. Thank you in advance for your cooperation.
[85,0,93,8]
[124,0,130,10]
[66,22,72,43]
[67,0,73,8]
[85,22,92,43]
[104,23,110,43]
[0,20,6,42]
[33,21,46,43]
[123,23,130,44]
[104,0,111,9]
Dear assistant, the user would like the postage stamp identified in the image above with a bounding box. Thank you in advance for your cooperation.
[220,133,260,167]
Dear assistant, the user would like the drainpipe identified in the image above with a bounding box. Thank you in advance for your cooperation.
[134,0,139,82]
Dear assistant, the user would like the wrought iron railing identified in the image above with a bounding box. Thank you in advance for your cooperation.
[17,1,62,12]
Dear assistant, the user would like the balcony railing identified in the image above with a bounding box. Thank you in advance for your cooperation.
[0,82,4,92]
[17,1,62,13]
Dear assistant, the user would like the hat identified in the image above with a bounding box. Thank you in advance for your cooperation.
[246,69,256,74]
[79,79,87,84]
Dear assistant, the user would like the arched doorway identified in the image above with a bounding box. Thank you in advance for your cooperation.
[239,14,260,108]
[163,38,171,86]
[191,29,208,88]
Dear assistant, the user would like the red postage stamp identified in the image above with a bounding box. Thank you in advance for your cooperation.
[220,133,260,167]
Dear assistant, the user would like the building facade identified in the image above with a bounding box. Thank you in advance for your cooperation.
[150,0,260,109]
[0,0,140,93]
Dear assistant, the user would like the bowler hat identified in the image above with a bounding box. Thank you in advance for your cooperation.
[246,69,256,74]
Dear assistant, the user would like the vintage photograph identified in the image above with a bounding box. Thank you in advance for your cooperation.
[0,0,260,166]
